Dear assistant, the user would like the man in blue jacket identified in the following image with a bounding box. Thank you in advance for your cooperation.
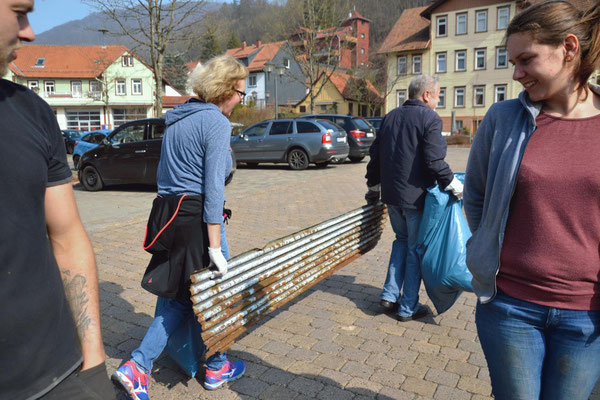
[365,74,463,321]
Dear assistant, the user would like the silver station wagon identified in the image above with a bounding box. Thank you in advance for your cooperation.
[230,118,349,170]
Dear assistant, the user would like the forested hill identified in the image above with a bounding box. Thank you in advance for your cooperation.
[34,0,432,62]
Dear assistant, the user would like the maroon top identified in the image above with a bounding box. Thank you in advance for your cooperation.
[497,112,600,310]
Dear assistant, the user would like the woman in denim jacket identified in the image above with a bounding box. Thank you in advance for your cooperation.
[464,1,600,398]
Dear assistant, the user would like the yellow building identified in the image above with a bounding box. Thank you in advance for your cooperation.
[379,0,595,134]
[293,70,382,117]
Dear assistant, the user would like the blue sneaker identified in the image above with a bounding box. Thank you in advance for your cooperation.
[111,360,150,400]
[204,360,246,390]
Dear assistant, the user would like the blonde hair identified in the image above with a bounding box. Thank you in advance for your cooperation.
[188,55,249,105]
[506,0,600,89]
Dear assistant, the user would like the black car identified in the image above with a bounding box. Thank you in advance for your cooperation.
[61,129,82,154]
[365,117,383,135]
[298,114,376,162]
[78,118,236,191]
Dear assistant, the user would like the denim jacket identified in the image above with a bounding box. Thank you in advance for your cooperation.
[463,84,600,303]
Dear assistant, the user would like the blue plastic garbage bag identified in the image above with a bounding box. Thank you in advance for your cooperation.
[417,173,473,314]
[155,297,204,378]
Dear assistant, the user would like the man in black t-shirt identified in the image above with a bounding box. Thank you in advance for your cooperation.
[0,1,115,399]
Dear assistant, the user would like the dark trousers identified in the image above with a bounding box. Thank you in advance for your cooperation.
[39,362,117,400]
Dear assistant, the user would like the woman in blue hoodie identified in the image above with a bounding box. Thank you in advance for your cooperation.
[112,55,248,400]
[464,1,600,399]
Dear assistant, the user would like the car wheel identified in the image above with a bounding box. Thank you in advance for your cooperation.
[315,161,330,168]
[81,166,104,191]
[72,155,80,170]
[288,149,309,170]
[349,156,365,163]
[246,162,259,167]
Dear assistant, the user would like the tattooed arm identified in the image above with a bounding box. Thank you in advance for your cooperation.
[45,183,106,371]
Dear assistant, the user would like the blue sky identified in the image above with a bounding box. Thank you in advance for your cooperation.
[28,0,231,34]
[29,0,96,34]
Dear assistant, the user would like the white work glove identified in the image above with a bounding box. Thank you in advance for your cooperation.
[208,247,228,278]
[445,176,464,200]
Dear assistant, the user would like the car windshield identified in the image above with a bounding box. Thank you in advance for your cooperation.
[318,120,343,131]
[368,119,382,129]
[64,131,81,139]
[352,118,372,130]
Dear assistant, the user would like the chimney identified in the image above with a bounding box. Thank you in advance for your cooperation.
[257,40,262,47]
[242,41,246,50]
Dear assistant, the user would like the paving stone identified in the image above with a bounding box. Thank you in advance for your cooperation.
[287,360,324,375]
[229,377,270,397]
[409,341,440,355]
[346,377,384,397]
[286,334,319,350]
[428,334,459,348]
[288,376,325,397]
[286,347,320,362]
[242,360,269,378]
[458,339,483,353]
[339,347,370,363]
[360,340,391,353]
[260,367,296,385]
[261,341,294,356]
[310,328,339,341]
[311,318,338,329]
[401,377,437,397]
[440,347,470,362]
[314,353,348,370]
[317,384,356,400]
[377,386,416,399]
[316,368,354,387]
[378,323,407,336]
[457,376,492,396]
[433,385,471,400]
[357,328,388,342]
[369,368,406,388]
[402,329,432,342]
[341,361,375,380]
[334,334,366,349]
[444,360,479,378]
[425,368,459,387]
[414,353,449,370]
[311,340,344,355]
[365,353,398,370]
[259,384,299,400]
[393,363,429,380]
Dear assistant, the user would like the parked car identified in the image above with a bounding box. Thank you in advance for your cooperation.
[230,118,349,170]
[299,114,376,162]
[78,118,236,191]
[365,117,383,135]
[61,129,82,154]
[72,129,113,169]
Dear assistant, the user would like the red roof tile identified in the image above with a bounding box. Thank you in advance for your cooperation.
[378,6,430,54]
[163,95,193,108]
[9,45,130,78]
[328,71,382,102]
[226,41,285,72]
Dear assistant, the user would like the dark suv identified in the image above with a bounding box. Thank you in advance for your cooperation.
[78,118,236,191]
[299,114,376,162]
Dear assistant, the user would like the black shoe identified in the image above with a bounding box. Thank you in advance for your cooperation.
[380,299,396,311]
[396,305,429,322]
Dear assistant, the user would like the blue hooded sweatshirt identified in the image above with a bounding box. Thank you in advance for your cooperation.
[157,98,232,224]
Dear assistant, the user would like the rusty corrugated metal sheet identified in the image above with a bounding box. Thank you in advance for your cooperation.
[190,203,387,356]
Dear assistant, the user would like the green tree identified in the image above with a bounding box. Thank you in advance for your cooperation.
[227,32,242,49]
[200,27,222,61]
[163,54,190,93]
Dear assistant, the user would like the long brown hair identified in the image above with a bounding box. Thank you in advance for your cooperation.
[506,0,600,89]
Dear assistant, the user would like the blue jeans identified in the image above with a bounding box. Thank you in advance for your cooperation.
[381,205,423,317]
[476,290,600,400]
[131,223,230,373]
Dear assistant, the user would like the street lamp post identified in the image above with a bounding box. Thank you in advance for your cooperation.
[264,62,286,119]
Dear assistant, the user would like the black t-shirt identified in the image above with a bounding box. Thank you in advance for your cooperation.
[0,80,82,399]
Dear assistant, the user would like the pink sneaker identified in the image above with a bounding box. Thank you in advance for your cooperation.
[204,360,246,390]
[111,360,150,400]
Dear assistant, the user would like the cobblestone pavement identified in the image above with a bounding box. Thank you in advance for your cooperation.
[73,148,600,400]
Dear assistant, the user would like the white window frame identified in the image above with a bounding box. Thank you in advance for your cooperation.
[361,48,365,54]
[456,13,467,35]
[28,80,39,91]
[476,10,488,32]
[495,84,507,102]
[454,87,465,107]
[474,86,485,107]
[412,54,422,74]
[397,55,407,75]
[497,6,510,30]
[283,58,290,69]
[397,89,407,107]
[44,80,55,95]
[132,78,142,95]
[116,79,126,96]
[248,75,257,87]
[436,52,447,73]
[438,87,446,108]
[455,50,466,71]
[475,48,486,70]
[122,55,133,67]
[436,15,448,37]
[71,80,82,98]
[496,47,508,68]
